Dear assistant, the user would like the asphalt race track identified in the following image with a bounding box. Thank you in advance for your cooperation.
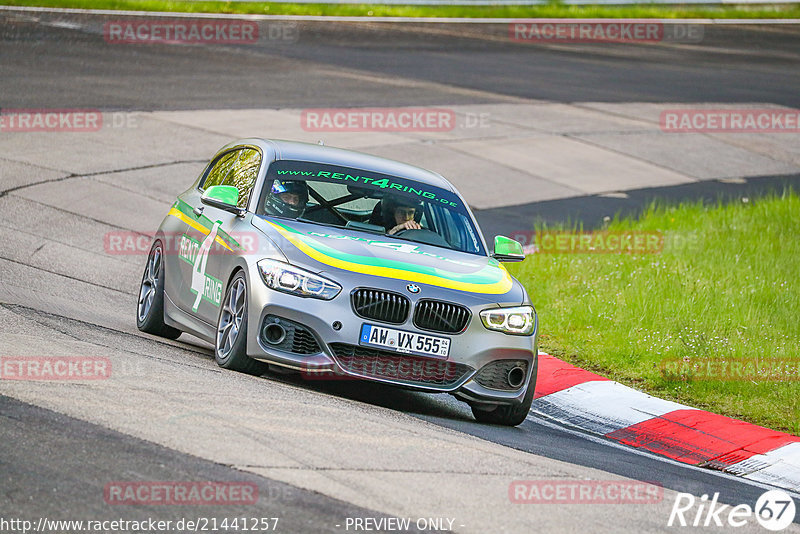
[4,14,800,109]
[1,9,799,533]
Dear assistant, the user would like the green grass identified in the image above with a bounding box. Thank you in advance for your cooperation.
[509,191,800,435]
[4,0,800,19]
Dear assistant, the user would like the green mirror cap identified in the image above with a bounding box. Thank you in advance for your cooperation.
[494,235,524,257]
[202,185,239,206]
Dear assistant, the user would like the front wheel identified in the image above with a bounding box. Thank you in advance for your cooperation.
[215,272,268,376]
[470,358,538,426]
[137,241,182,339]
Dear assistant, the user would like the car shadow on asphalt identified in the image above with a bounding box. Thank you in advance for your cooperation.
[262,368,477,422]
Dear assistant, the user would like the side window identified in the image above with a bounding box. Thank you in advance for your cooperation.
[429,204,481,254]
[229,149,261,208]
[428,205,455,247]
[202,151,238,190]
[201,148,261,209]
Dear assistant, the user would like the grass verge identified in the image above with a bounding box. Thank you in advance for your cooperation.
[3,0,800,19]
[509,191,800,435]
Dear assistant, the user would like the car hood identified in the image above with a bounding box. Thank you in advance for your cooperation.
[252,217,523,300]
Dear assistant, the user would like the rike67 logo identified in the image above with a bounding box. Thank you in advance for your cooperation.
[669,490,796,531]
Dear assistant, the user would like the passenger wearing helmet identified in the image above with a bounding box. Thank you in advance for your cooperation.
[264,180,308,219]
[382,196,422,235]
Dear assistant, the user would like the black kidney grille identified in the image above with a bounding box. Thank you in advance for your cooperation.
[351,289,410,324]
[329,343,472,388]
[413,300,471,334]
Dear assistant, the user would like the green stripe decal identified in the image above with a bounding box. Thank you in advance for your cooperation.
[173,200,241,250]
[268,220,513,294]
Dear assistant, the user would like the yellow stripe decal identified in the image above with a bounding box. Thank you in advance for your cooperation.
[168,208,233,251]
[267,221,513,294]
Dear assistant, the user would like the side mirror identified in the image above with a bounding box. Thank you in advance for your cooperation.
[491,235,525,263]
[201,185,246,217]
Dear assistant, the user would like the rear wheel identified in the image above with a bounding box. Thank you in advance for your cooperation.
[215,272,268,375]
[137,242,182,339]
[471,357,538,426]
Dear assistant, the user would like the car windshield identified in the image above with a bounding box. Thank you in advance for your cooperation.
[255,160,485,255]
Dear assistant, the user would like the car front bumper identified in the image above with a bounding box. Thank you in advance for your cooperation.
[243,264,538,406]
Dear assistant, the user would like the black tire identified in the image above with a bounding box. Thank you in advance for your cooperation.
[471,356,538,426]
[137,241,182,340]
[214,271,268,376]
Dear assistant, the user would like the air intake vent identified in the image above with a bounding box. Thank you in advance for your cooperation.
[474,360,529,391]
[413,300,470,334]
[329,343,473,388]
[351,289,410,325]
[260,315,321,355]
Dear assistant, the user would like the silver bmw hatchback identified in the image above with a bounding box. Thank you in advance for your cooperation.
[137,138,538,426]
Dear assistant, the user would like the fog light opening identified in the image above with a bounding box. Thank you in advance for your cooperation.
[507,366,526,389]
[263,323,286,345]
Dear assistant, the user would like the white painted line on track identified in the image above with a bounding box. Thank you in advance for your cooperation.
[2,5,800,23]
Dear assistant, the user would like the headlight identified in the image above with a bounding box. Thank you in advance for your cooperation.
[257,259,341,300]
[480,306,536,335]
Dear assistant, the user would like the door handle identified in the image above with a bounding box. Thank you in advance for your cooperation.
[193,206,204,217]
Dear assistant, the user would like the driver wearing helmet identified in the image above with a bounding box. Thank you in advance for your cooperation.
[264,179,308,219]
[383,196,422,235]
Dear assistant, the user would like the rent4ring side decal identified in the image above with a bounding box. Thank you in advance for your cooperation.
[178,230,223,310]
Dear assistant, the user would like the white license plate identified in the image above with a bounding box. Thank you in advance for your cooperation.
[359,324,450,359]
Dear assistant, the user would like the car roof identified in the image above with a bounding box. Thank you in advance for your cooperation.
[229,138,457,193]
